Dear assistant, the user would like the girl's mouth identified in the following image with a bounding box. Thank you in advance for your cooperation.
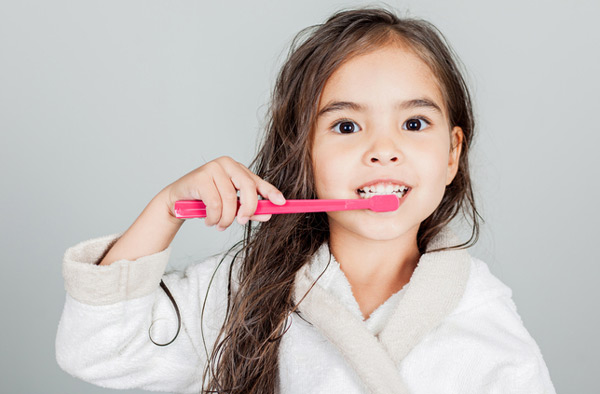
[356,182,411,199]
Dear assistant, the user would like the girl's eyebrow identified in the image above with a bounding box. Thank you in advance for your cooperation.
[317,98,443,118]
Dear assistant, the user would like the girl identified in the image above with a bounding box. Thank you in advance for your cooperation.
[56,7,556,394]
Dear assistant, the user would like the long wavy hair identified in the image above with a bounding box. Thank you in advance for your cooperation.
[154,6,483,393]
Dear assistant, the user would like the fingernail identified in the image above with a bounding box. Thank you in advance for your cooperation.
[273,193,286,205]
[237,216,249,225]
[216,225,226,232]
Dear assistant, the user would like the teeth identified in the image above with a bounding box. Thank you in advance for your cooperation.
[357,183,410,199]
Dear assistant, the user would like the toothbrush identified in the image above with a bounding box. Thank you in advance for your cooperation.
[173,194,400,219]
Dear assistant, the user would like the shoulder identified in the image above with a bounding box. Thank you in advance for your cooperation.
[451,256,513,315]
[448,256,546,365]
[434,257,556,392]
[449,256,541,358]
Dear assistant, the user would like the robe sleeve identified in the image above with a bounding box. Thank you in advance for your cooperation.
[55,233,233,393]
[484,296,557,394]
[466,260,556,394]
[463,258,557,393]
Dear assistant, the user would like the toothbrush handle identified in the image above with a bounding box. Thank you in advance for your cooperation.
[254,198,368,214]
[174,198,370,219]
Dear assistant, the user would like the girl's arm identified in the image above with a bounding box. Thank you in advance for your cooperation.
[98,156,285,268]
[96,188,184,266]
[56,231,235,392]
[55,156,284,391]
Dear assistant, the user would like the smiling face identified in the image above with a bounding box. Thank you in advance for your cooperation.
[311,43,463,244]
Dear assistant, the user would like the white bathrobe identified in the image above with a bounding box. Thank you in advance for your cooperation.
[55,226,556,393]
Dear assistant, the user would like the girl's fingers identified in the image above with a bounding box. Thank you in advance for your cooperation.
[239,166,286,205]
[237,174,284,225]
[196,177,223,227]
[226,160,284,224]
[230,175,258,225]
[249,214,272,222]
[210,166,241,230]
[261,184,286,205]
[202,157,284,228]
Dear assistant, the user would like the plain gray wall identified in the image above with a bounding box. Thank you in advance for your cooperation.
[1,0,598,392]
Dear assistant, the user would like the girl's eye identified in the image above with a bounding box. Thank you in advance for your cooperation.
[403,117,430,132]
[332,120,361,134]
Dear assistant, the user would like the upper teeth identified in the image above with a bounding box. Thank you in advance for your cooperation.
[357,182,409,198]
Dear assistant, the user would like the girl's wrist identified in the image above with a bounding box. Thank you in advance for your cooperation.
[155,187,186,225]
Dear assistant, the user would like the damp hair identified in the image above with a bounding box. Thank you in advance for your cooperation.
[149,5,484,393]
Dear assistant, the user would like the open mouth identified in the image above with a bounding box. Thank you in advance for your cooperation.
[356,182,411,199]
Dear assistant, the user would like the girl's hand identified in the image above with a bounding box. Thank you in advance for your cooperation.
[162,156,286,231]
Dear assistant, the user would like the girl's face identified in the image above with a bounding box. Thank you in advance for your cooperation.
[311,43,463,243]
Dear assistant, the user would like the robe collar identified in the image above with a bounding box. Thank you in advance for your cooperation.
[292,226,472,394]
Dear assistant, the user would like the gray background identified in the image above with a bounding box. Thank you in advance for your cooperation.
[1,0,598,392]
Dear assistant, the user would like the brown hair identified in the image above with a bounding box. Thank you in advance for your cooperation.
[154,6,483,393]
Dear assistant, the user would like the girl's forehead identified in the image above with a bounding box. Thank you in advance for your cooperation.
[318,45,445,114]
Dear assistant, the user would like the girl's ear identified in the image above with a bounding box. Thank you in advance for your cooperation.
[446,126,464,186]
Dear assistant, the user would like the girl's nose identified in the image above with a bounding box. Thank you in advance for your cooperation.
[365,137,402,165]
[370,153,399,164]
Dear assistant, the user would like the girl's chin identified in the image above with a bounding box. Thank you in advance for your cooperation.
[329,215,413,241]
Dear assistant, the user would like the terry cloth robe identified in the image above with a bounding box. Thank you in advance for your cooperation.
[56,226,556,393]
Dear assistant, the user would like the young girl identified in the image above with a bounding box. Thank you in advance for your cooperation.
[56,7,556,394]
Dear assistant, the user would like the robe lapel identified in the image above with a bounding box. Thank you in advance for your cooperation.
[292,226,471,394]
[293,265,409,394]
[378,226,472,364]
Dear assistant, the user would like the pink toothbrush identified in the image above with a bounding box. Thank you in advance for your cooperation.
[174,194,400,219]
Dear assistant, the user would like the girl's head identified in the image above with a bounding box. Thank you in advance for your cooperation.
[312,40,465,247]
[204,7,482,393]
[255,6,480,252]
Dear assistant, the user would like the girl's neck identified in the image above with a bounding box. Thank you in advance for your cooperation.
[328,225,421,319]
